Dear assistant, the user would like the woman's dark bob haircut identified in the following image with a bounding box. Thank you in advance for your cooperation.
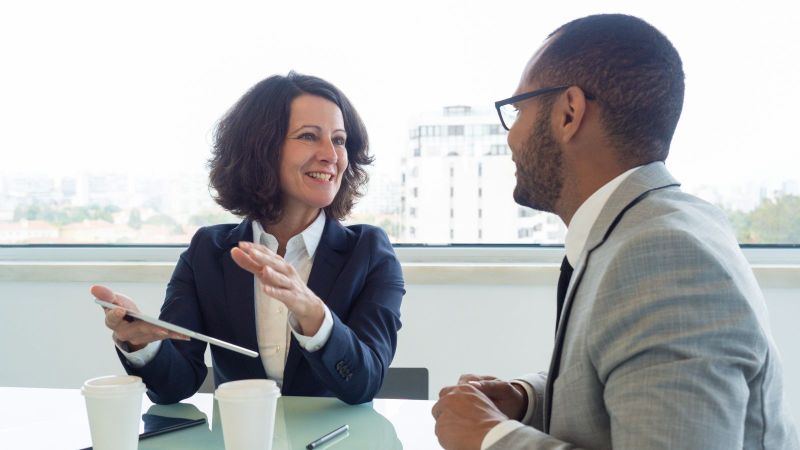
[208,71,372,223]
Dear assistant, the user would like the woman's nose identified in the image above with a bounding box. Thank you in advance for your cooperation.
[317,138,338,163]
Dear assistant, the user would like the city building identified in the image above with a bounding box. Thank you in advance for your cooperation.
[400,105,566,243]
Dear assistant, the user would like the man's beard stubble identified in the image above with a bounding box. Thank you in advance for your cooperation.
[512,106,564,213]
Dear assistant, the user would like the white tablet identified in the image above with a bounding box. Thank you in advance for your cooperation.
[94,298,259,358]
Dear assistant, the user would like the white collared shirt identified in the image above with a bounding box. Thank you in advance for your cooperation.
[120,210,334,389]
[251,210,333,387]
[481,164,646,449]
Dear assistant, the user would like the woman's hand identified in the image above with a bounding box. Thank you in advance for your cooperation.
[90,285,188,352]
[231,241,326,336]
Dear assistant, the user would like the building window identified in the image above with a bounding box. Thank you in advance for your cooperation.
[489,124,504,135]
[487,144,509,155]
[413,187,418,198]
[444,105,472,116]
[448,125,464,136]
[478,208,482,218]
[478,163,482,176]
[478,188,482,197]
[450,187,454,197]
[450,208,454,218]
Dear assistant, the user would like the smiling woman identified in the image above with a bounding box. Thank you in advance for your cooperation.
[209,72,372,231]
[89,72,405,406]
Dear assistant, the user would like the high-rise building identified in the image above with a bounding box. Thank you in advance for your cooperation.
[401,105,565,243]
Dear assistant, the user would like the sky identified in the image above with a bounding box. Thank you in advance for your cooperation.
[1,0,799,196]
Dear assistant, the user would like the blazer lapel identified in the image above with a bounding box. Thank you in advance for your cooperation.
[543,162,681,431]
[222,219,260,355]
[282,216,351,393]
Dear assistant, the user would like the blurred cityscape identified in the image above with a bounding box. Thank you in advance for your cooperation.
[2,106,800,245]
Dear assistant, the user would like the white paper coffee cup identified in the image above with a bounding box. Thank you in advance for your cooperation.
[81,375,146,450]
[215,379,281,450]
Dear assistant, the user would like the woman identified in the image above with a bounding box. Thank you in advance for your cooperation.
[91,72,404,405]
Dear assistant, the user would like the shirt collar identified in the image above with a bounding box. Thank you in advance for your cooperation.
[564,165,643,266]
[251,210,326,259]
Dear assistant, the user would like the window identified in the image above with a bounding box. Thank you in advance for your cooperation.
[487,145,510,156]
[2,2,798,245]
[448,125,464,136]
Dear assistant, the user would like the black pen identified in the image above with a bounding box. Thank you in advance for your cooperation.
[306,424,349,449]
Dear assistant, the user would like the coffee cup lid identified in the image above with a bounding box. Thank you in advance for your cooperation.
[81,375,146,397]
[215,379,280,400]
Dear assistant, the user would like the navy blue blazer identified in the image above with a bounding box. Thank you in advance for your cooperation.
[118,216,404,405]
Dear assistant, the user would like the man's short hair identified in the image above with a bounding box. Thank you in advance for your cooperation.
[535,14,685,163]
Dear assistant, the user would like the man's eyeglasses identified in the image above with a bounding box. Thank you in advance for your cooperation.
[494,85,595,131]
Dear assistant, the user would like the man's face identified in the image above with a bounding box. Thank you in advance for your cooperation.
[506,57,564,213]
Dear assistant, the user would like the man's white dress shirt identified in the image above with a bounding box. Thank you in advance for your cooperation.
[481,165,643,449]
[120,210,334,389]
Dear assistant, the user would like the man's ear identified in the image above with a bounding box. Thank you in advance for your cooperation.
[554,86,588,144]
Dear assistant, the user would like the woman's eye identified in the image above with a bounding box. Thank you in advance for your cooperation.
[298,133,316,141]
[333,136,347,146]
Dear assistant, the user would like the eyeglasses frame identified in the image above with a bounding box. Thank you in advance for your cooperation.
[494,85,596,131]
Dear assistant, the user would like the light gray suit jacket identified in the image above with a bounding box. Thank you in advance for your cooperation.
[495,162,799,449]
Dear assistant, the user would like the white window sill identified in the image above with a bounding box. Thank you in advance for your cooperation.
[1,246,799,288]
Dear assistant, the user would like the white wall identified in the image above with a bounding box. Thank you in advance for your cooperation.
[1,252,798,421]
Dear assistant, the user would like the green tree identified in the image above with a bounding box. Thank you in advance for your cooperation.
[723,208,754,243]
[747,194,800,243]
[128,208,143,230]
[145,214,178,226]
[189,210,239,226]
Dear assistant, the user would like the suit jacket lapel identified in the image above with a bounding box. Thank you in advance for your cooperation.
[282,215,351,393]
[543,162,681,431]
[222,219,261,355]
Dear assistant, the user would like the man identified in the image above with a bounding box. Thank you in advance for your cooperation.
[432,14,799,449]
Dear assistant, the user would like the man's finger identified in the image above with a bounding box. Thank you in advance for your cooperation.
[439,384,471,398]
[431,398,447,420]
[458,374,497,384]
[469,379,509,396]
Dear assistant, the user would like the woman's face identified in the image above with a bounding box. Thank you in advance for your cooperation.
[279,94,349,217]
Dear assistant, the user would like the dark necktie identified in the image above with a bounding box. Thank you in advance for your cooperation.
[556,256,574,333]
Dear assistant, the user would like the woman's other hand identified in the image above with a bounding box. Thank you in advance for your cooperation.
[231,241,326,336]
